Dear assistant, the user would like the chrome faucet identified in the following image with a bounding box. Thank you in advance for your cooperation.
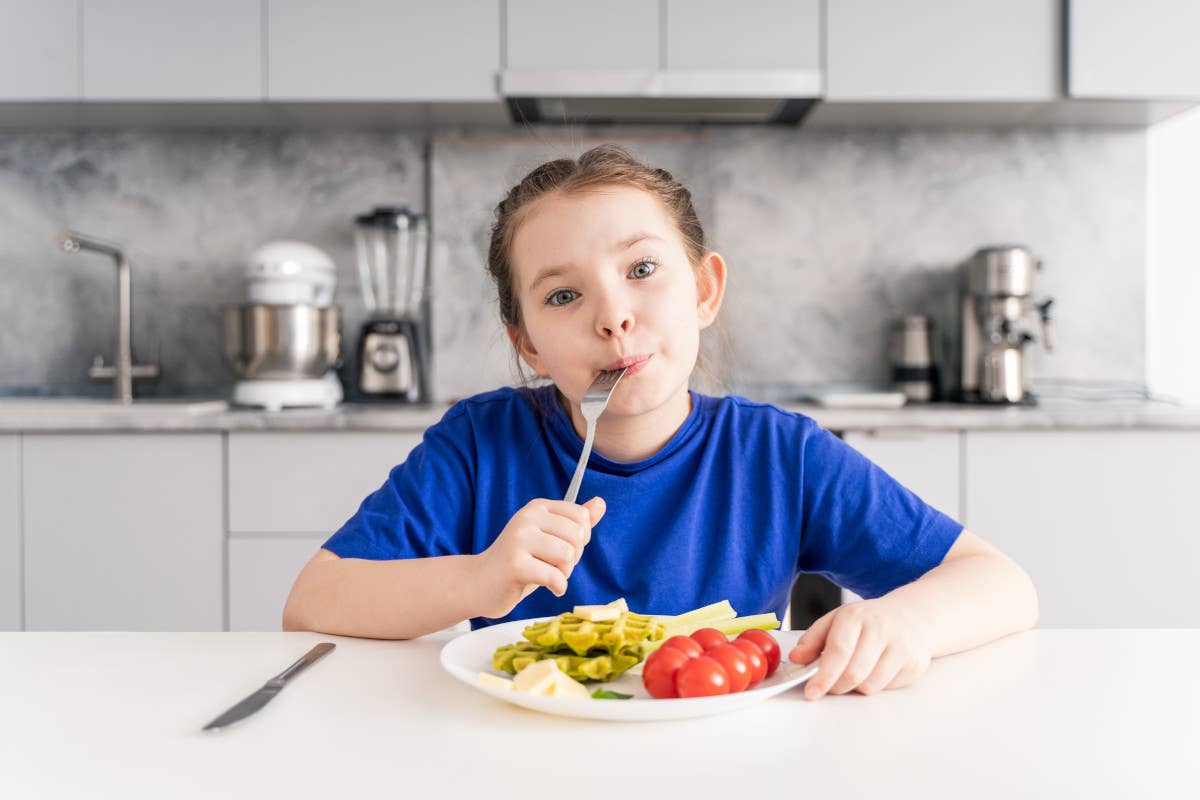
[59,230,160,403]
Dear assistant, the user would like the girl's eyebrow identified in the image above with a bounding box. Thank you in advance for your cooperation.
[527,233,664,294]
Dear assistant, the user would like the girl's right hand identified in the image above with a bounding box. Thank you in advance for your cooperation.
[472,496,606,620]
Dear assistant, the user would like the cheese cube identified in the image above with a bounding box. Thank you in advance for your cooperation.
[476,672,515,691]
[573,604,620,622]
[549,673,591,699]
[606,598,629,612]
[513,659,562,694]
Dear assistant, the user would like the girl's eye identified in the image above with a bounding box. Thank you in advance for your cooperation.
[629,259,657,279]
[546,288,578,306]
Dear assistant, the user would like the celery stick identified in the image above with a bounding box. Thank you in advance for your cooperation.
[641,612,782,659]
[666,599,736,628]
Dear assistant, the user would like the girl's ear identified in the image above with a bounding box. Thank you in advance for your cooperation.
[695,251,727,330]
[506,325,549,376]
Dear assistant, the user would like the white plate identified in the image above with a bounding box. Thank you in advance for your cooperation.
[439,617,818,721]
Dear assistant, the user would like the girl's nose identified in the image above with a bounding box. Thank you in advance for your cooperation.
[595,303,635,338]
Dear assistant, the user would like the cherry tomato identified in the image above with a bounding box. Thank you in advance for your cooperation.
[737,629,781,676]
[675,655,731,698]
[731,639,768,687]
[661,635,704,659]
[689,627,728,651]
[706,643,751,693]
[642,647,690,699]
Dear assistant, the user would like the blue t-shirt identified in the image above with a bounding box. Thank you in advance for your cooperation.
[323,385,963,630]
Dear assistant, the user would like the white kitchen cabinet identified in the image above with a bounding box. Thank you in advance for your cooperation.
[23,434,223,631]
[1068,0,1200,99]
[825,0,1059,101]
[227,432,422,534]
[1,435,20,630]
[840,430,962,604]
[665,0,820,70]
[81,0,261,100]
[268,0,500,100]
[0,0,79,100]
[228,535,325,631]
[964,430,1200,628]
[506,0,658,70]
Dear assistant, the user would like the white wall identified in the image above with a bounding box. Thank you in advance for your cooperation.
[1148,107,1200,406]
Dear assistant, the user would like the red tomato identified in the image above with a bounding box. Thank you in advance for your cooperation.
[737,629,781,676]
[675,655,731,698]
[689,627,728,651]
[642,647,690,699]
[731,639,768,687]
[706,643,751,693]
[661,635,704,659]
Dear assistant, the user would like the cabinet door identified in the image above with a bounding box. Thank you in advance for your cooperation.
[23,434,223,631]
[82,0,261,99]
[228,432,422,533]
[965,431,1200,628]
[665,0,819,70]
[825,0,1059,100]
[229,535,325,632]
[506,0,657,70]
[268,0,500,100]
[0,435,19,630]
[0,0,79,99]
[1068,0,1200,99]
[841,431,962,604]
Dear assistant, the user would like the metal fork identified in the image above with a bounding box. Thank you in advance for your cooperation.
[562,367,629,503]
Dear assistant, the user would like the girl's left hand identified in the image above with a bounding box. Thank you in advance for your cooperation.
[786,597,933,701]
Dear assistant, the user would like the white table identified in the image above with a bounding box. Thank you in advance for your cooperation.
[1,629,1195,798]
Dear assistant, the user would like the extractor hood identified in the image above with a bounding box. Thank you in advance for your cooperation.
[499,68,822,125]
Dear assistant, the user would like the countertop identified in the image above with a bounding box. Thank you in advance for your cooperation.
[1,395,1199,432]
[1,629,1194,798]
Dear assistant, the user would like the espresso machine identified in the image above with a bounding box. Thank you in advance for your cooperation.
[957,245,1054,404]
[352,206,431,403]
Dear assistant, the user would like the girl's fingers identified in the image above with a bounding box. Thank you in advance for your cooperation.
[854,644,907,696]
[533,510,590,554]
[788,608,835,664]
[826,626,886,696]
[523,554,568,596]
[804,612,863,700]
[526,532,576,574]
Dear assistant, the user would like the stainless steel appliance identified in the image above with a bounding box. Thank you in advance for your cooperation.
[353,206,430,403]
[957,245,1054,404]
[224,241,343,411]
[890,314,939,402]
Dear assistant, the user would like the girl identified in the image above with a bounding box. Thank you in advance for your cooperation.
[283,144,1038,701]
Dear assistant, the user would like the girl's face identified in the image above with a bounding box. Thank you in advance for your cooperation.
[507,185,725,422]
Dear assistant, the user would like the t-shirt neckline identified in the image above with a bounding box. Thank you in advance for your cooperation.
[539,384,706,475]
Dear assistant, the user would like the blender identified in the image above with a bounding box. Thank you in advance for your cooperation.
[353,206,431,403]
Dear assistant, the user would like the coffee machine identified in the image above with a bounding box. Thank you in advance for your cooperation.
[957,245,1054,404]
[352,206,431,403]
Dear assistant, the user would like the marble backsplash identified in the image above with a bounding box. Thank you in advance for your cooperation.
[0,125,1146,402]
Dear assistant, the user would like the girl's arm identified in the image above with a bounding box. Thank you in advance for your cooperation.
[282,497,606,640]
[787,529,1038,700]
[282,549,483,640]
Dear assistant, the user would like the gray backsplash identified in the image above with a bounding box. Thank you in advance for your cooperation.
[0,125,1146,402]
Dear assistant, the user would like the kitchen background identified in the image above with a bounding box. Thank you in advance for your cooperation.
[3,0,1199,636]
[0,125,1154,400]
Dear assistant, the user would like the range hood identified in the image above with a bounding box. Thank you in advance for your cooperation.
[499,69,822,125]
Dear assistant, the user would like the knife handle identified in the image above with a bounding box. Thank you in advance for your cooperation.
[271,642,335,686]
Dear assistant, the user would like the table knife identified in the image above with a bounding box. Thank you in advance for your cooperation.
[202,642,335,732]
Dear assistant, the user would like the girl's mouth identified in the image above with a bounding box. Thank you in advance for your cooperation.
[605,354,652,376]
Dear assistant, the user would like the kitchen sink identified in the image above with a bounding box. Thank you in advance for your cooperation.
[0,397,229,417]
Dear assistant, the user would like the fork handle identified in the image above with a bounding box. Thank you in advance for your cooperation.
[562,417,597,504]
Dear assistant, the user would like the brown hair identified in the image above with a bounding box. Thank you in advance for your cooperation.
[485,143,726,388]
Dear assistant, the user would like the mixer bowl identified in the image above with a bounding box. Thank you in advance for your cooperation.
[224,304,341,380]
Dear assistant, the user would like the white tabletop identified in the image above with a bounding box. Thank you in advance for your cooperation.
[1,629,1195,798]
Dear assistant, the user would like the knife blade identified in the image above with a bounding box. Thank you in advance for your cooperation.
[203,642,335,732]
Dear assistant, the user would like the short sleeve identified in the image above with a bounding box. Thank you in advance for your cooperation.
[795,423,963,599]
[321,406,476,561]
